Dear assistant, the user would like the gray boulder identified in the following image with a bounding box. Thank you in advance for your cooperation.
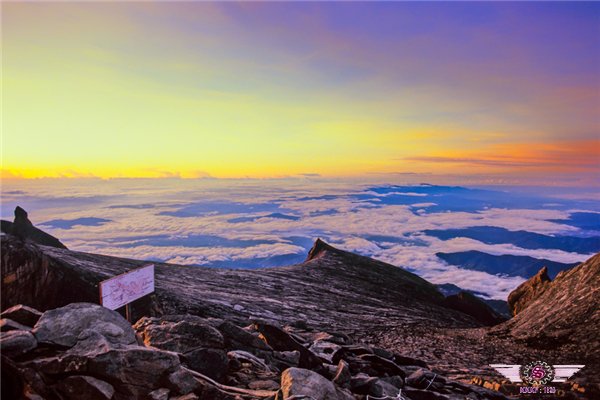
[33,303,136,347]
[56,375,115,400]
[280,367,341,400]
[134,316,225,352]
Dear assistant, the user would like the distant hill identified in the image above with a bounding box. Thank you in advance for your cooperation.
[425,226,600,254]
[436,250,578,278]
[436,283,510,317]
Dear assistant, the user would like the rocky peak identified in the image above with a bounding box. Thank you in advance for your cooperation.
[306,238,337,261]
[1,206,67,249]
[443,291,506,326]
[507,266,551,316]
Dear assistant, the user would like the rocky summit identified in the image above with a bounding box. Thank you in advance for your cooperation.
[1,209,599,399]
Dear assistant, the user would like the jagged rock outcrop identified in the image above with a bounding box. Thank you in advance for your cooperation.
[1,206,67,249]
[507,266,551,316]
[496,254,600,352]
[444,292,506,326]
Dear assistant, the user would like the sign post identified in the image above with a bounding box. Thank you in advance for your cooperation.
[99,264,155,322]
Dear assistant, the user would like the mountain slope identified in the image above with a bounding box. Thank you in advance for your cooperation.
[493,253,600,354]
[1,235,480,336]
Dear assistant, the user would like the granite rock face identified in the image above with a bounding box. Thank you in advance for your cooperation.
[507,266,551,316]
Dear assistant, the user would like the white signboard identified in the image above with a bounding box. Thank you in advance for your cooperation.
[100,264,154,310]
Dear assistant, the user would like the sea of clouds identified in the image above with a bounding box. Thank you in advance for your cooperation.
[2,178,599,300]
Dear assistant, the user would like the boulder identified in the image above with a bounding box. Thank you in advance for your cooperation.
[309,340,341,363]
[227,350,272,372]
[167,368,200,395]
[86,347,181,397]
[148,388,170,400]
[1,304,43,327]
[0,330,37,357]
[253,322,323,369]
[280,367,339,400]
[358,354,406,378]
[33,303,136,347]
[406,369,446,390]
[508,266,552,316]
[393,354,429,369]
[217,320,272,352]
[332,360,351,388]
[134,316,225,353]
[183,347,228,381]
[56,375,115,400]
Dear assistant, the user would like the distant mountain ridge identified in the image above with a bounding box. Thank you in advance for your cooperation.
[426,226,600,254]
[436,250,578,278]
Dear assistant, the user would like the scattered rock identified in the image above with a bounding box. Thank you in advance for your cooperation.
[148,388,170,400]
[167,368,200,395]
[134,315,225,353]
[33,303,136,347]
[332,360,351,388]
[254,322,323,369]
[184,347,228,381]
[280,367,339,399]
[56,375,115,400]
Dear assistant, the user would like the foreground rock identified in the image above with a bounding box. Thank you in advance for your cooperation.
[2,302,516,400]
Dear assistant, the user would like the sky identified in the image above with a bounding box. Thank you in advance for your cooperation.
[2,2,599,184]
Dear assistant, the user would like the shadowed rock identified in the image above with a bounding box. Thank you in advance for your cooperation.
[507,266,551,316]
[1,206,67,249]
[444,291,506,326]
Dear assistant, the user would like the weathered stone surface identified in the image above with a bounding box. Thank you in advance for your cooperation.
[76,347,182,398]
[280,367,338,400]
[148,388,170,400]
[1,304,43,327]
[254,322,323,369]
[0,330,37,357]
[33,303,136,347]
[56,375,115,400]
[403,388,450,400]
[309,340,341,363]
[406,369,446,390]
[507,266,552,316]
[332,360,351,389]
[218,320,272,352]
[358,353,406,378]
[134,316,225,353]
[183,347,228,381]
[167,368,200,395]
